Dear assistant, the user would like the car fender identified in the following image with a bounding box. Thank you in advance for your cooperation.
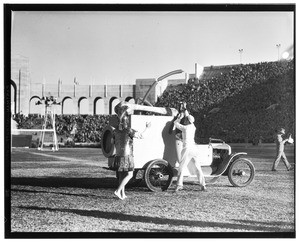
[223,152,248,175]
[211,152,247,176]
[142,158,170,170]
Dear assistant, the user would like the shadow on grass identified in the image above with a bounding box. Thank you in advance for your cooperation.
[108,227,186,232]
[11,176,234,193]
[11,177,118,189]
[10,188,115,199]
[11,177,150,191]
[18,205,294,233]
[233,219,294,227]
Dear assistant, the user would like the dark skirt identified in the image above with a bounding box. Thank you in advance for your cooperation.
[114,155,135,172]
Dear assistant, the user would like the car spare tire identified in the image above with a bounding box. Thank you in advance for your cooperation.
[101,126,116,158]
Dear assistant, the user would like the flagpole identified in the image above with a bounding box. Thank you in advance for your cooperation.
[42,77,46,98]
[89,77,93,97]
[74,77,76,97]
[58,79,61,97]
[105,79,107,98]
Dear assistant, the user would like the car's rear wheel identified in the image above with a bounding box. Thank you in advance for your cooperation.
[144,160,173,192]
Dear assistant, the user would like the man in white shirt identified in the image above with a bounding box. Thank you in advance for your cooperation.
[272,128,292,171]
[173,109,206,192]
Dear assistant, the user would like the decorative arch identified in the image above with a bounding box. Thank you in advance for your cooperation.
[62,96,74,115]
[29,95,41,102]
[78,96,89,115]
[29,95,42,114]
[11,80,17,114]
[94,97,105,115]
[125,96,135,104]
[109,97,120,115]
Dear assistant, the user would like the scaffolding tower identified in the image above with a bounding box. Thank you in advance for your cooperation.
[37,96,60,151]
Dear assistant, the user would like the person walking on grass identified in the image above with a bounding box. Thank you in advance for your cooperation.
[173,108,206,192]
[113,115,151,200]
[272,127,292,171]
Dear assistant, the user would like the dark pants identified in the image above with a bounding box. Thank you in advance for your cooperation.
[272,149,291,170]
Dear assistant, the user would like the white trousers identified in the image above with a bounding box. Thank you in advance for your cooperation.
[177,145,206,187]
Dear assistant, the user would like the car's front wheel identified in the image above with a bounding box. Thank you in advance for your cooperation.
[228,158,255,187]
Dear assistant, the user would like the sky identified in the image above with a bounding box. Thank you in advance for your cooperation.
[11,9,294,85]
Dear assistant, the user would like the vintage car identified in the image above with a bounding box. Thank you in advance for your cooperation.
[101,107,255,192]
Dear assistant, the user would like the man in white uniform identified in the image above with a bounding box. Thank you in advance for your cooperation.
[174,109,206,192]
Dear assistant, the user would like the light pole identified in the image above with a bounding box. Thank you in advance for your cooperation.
[238,49,244,64]
[276,44,281,61]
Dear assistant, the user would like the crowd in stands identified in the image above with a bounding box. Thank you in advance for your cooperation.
[156,60,295,143]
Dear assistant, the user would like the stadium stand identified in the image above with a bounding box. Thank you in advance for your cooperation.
[156,60,295,144]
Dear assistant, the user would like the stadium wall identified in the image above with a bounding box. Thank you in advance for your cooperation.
[11,55,185,115]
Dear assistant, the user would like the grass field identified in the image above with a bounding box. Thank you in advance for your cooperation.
[7,144,295,237]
